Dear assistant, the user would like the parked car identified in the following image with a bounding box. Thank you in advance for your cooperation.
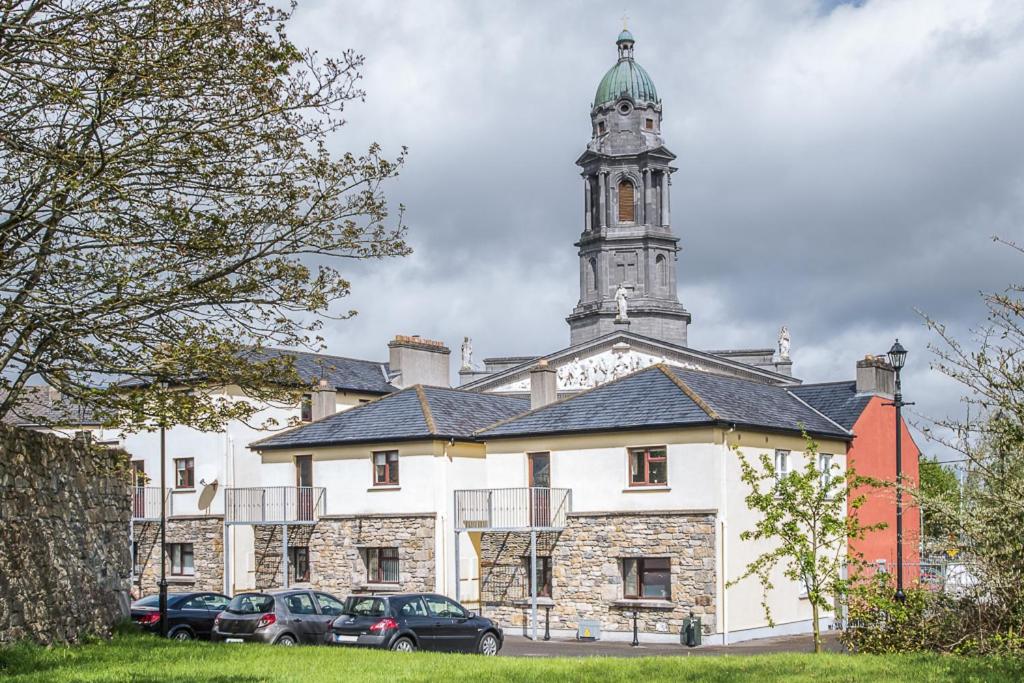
[131,592,230,640]
[211,589,346,645]
[329,593,502,655]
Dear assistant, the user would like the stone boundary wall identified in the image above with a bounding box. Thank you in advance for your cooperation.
[0,426,131,644]
[480,511,716,636]
[254,514,435,595]
[133,517,224,598]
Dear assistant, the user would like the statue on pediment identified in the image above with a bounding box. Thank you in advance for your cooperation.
[615,284,629,320]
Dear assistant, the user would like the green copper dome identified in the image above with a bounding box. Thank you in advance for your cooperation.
[594,32,658,108]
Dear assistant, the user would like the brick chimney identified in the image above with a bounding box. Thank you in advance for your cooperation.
[311,379,336,421]
[856,355,895,396]
[388,335,451,388]
[530,360,558,409]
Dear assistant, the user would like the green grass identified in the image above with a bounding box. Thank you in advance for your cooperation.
[1,632,1021,682]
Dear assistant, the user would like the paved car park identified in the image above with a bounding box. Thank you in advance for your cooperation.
[500,630,843,657]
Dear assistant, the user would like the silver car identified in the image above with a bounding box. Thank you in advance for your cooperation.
[211,589,346,646]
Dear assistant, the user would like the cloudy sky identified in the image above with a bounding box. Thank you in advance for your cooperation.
[289,0,1024,462]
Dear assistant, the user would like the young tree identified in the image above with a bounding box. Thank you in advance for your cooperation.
[730,434,885,653]
[0,0,409,430]
[915,457,960,544]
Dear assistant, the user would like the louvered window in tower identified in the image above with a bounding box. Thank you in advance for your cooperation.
[618,180,635,223]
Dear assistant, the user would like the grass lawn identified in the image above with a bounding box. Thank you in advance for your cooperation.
[1,633,1022,682]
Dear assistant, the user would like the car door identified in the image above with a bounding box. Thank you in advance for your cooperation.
[283,592,323,643]
[178,595,215,636]
[423,595,477,652]
[392,596,436,650]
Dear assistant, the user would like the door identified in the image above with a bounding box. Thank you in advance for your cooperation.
[295,455,313,521]
[528,452,551,527]
[283,592,322,643]
[391,596,437,650]
[131,460,146,517]
[423,595,476,652]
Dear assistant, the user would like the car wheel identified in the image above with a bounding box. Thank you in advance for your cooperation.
[276,634,297,646]
[391,637,415,652]
[478,632,499,656]
[170,629,193,641]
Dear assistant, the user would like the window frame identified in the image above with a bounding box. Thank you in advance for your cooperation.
[622,557,671,600]
[366,546,400,584]
[774,449,790,479]
[617,179,636,223]
[818,453,834,490]
[628,446,668,487]
[173,457,194,489]
[167,543,195,577]
[521,555,553,598]
[372,450,399,486]
[289,546,310,583]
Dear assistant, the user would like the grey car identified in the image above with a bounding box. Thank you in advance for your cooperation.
[211,589,346,646]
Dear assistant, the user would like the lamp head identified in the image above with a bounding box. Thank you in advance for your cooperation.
[887,339,908,371]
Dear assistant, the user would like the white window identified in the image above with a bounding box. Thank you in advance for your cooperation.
[818,453,834,489]
[795,572,808,598]
[774,450,790,479]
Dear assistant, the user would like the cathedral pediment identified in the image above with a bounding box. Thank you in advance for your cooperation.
[461,332,799,396]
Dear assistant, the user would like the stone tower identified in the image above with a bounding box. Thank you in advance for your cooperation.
[567,30,691,346]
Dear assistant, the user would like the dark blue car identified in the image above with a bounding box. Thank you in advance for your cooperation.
[131,592,230,640]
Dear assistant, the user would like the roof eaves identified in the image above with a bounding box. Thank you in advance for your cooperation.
[657,365,721,421]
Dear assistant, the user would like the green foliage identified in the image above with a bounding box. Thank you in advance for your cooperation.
[0,0,409,431]
[729,432,886,653]
[3,631,1024,682]
[915,458,960,542]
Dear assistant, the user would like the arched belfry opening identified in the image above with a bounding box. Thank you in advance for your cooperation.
[617,179,635,223]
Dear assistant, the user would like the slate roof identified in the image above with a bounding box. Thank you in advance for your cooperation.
[1,386,100,427]
[789,381,872,431]
[121,348,395,395]
[478,365,850,440]
[252,386,529,450]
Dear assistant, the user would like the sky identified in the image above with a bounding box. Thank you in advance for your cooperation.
[286,0,1024,463]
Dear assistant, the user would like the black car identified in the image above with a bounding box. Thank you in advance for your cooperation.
[329,593,502,655]
[211,589,347,645]
[131,592,230,640]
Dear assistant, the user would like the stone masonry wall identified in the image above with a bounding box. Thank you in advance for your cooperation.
[254,514,435,595]
[133,517,224,598]
[480,511,716,637]
[0,426,131,644]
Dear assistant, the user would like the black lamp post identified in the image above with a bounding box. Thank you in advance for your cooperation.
[158,423,168,636]
[885,339,911,603]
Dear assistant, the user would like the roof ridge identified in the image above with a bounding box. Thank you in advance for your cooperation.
[791,380,855,388]
[784,388,853,436]
[656,365,721,421]
[474,364,666,436]
[250,385,415,449]
[256,346,387,367]
[415,385,438,434]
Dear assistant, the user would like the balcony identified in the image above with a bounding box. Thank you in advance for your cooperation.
[454,487,572,531]
[132,486,168,521]
[224,486,326,525]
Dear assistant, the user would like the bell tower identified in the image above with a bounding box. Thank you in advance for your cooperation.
[567,30,691,347]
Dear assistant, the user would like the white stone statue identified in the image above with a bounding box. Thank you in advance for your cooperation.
[778,326,791,361]
[615,284,629,320]
[460,336,473,370]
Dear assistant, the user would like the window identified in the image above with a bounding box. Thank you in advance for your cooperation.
[629,446,667,486]
[645,117,654,130]
[622,558,671,599]
[588,258,598,291]
[204,594,230,611]
[818,453,834,489]
[284,592,317,615]
[300,394,313,422]
[347,596,387,617]
[315,592,345,616]
[655,254,668,288]
[598,120,606,134]
[617,180,635,223]
[395,596,429,617]
[424,595,467,619]
[289,546,310,583]
[366,547,399,583]
[522,556,553,597]
[774,450,790,479]
[167,543,194,576]
[130,460,146,487]
[373,450,399,486]
[174,458,194,489]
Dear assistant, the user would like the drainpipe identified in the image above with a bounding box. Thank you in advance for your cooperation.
[223,432,232,596]
[720,424,735,646]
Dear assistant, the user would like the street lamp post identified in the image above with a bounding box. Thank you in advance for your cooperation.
[886,339,911,603]
[158,423,168,636]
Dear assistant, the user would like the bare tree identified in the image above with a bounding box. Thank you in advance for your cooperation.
[0,0,409,429]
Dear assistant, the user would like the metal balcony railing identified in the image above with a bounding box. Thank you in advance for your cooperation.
[454,487,572,531]
[131,486,168,521]
[224,486,326,525]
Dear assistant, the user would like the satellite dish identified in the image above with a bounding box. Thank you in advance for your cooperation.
[197,480,219,510]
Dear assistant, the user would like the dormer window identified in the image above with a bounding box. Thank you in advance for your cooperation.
[598,121,606,135]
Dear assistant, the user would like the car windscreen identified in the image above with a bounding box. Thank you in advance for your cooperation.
[226,594,275,614]
[343,596,386,617]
